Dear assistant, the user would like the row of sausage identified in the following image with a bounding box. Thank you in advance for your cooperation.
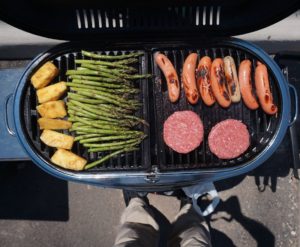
[155,53,278,115]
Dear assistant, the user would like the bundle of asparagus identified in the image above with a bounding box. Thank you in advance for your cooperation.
[66,50,151,169]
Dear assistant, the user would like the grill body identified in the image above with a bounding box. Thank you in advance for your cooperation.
[13,38,292,190]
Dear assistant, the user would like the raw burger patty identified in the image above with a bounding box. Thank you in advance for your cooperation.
[163,111,204,154]
[208,119,250,159]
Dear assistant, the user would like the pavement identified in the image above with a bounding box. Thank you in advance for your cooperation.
[0,152,299,247]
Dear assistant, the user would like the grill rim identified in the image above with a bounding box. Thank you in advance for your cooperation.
[13,38,291,188]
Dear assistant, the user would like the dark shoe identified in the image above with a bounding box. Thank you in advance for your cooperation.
[122,190,149,206]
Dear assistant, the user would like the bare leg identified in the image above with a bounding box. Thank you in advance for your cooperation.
[113,197,160,247]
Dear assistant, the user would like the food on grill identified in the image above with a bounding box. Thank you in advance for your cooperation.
[182,53,199,104]
[211,58,231,108]
[36,100,67,118]
[81,50,143,60]
[31,61,59,89]
[223,56,241,103]
[238,60,259,110]
[66,50,149,169]
[163,111,203,154]
[38,118,72,130]
[208,119,250,159]
[255,62,278,115]
[51,149,87,171]
[196,56,215,106]
[37,81,67,103]
[40,130,74,150]
[154,53,180,103]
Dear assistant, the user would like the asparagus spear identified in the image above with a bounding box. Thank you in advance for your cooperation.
[84,147,139,169]
[67,69,129,83]
[72,126,142,135]
[74,90,139,109]
[69,100,146,125]
[87,141,140,152]
[80,133,145,143]
[68,100,124,118]
[71,87,137,103]
[80,63,137,74]
[70,79,127,88]
[74,134,102,141]
[67,83,140,94]
[69,75,127,83]
[75,59,137,71]
[71,117,129,131]
[68,93,105,104]
[68,104,120,122]
[82,50,143,60]
[69,116,124,126]
[83,138,143,147]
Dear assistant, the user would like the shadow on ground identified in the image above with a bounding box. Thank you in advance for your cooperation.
[208,196,275,247]
[0,162,69,221]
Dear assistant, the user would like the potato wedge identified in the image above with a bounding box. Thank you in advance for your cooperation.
[31,62,59,89]
[37,100,67,118]
[40,130,74,150]
[38,118,72,130]
[51,149,87,171]
[37,81,67,104]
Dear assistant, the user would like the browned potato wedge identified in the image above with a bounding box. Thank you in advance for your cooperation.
[38,118,72,130]
[51,149,87,171]
[37,82,67,104]
[37,100,67,118]
[31,62,59,89]
[40,130,74,149]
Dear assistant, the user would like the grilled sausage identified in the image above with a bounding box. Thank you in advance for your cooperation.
[223,56,241,102]
[238,60,259,110]
[154,53,180,103]
[255,62,278,115]
[182,53,199,104]
[210,58,231,108]
[196,56,215,106]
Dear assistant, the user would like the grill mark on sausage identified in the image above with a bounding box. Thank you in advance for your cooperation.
[223,91,230,101]
[215,65,227,86]
[168,73,179,88]
[192,90,198,101]
[231,83,236,95]
[215,65,230,102]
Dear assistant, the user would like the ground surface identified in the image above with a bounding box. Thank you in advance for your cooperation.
[0,151,299,247]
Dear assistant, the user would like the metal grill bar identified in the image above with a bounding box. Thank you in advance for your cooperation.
[22,42,281,174]
[150,46,280,171]
[24,49,150,172]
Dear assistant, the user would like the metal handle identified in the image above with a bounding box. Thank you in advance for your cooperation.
[289,84,298,126]
[4,93,15,136]
[182,182,220,217]
[191,189,220,217]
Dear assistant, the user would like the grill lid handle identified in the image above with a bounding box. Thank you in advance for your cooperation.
[4,93,16,136]
[288,84,298,126]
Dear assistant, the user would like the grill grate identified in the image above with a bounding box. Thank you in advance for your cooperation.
[150,45,280,171]
[21,42,281,173]
[23,49,150,172]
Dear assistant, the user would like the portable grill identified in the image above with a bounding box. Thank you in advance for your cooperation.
[0,0,299,190]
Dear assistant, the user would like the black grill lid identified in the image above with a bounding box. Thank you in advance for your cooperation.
[0,0,298,40]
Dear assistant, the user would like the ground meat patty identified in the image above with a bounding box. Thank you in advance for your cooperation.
[163,111,204,154]
[208,119,250,159]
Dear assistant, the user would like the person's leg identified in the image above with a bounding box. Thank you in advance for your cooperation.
[113,197,160,247]
[168,203,212,247]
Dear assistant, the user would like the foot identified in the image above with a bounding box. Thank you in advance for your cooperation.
[122,190,149,206]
